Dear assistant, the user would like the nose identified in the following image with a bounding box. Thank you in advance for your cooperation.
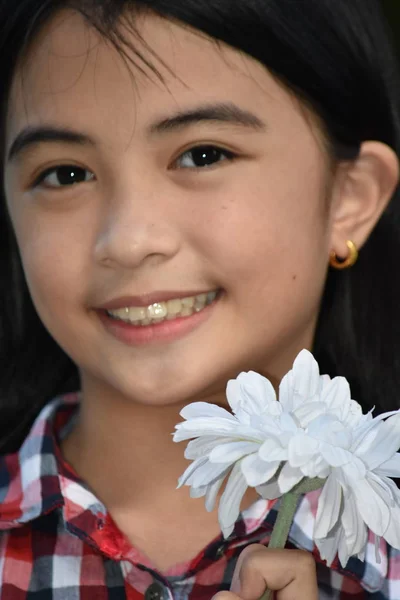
[94,184,181,270]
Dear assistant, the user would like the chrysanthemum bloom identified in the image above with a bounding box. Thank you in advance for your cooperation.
[174,350,400,567]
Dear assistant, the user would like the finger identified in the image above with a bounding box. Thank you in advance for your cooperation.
[230,544,318,600]
[212,593,241,600]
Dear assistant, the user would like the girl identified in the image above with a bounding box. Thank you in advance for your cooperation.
[0,0,399,598]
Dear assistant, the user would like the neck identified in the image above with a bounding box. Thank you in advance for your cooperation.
[60,374,264,570]
[61,388,197,512]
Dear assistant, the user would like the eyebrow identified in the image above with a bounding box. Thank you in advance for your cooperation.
[7,127,95,163]
[7,102,266,163]
[148,102,267,135]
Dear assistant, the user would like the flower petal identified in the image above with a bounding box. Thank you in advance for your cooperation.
[174,418,250,442]
[316,469,367,568]
[320,377,352,419]
[210,441,260,464]
[340,457,367,484]
[351,477,391,536]
[380,475,400,504]
[315,523,342,568]
[340,494,368,565]
[343,400,363,428]
[319,374,332,392]
[257,417,284,437]
[179,455,230,488]
[367,471,398,506]
[301,454,330,479]
[226,372,277,416]
[178,457,208,487]
[279,412,299,433]
[278,370,295,412]
[256,478,282,500]
[375,453,400,478]
[319,443,352,468]
[278,462,304,494]
[307,414,350,447]
[259,436,288,462]
[292,402,327,428]
[218,462,249,538]
[205,477,225,512]
[241,453,281,487]
[190,485,207,498]
[180,401,235,421]
[357,413,400,470]
[314,475,342,538]
[351,410,400,455]
[383,503,400,549]
[288,433,319,467]
[291,349,321,401]
[190,461,231,488]
[185,436,236,460]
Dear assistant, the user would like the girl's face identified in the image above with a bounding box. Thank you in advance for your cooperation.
[4,10,337,406]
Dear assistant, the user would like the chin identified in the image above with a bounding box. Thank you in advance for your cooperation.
[116,370,225,409]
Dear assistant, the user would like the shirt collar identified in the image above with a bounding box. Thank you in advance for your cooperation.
[0,393,390,592]
[0,393,100,526]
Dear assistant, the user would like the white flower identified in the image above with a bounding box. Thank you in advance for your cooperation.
[173,349,400,567]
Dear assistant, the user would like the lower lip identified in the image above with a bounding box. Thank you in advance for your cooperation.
[96,298,219,346]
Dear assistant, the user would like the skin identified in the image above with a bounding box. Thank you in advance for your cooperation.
[225,546,319,600]
[3,8,399,586]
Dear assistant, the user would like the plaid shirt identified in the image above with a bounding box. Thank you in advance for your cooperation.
[0,394,398,599]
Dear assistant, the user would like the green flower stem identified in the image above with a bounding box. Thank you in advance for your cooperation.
[258,478,326,600]
[268,491,300,550]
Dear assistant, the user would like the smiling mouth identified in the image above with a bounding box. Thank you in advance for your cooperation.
[105,290,219,326]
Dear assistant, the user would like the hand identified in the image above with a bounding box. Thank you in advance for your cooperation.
[214,544,318,600]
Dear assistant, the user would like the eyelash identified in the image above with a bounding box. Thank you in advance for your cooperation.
[31,145,238,189]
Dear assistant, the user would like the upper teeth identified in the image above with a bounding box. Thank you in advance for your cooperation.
[107,291,218,325]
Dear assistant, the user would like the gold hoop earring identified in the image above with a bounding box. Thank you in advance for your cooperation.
[329,240,359,270]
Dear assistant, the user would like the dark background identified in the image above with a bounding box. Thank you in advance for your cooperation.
[383,0,400,58]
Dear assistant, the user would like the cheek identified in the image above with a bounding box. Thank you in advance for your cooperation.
[201,173,329,283]
[193,157,332,339]
[14,220,87,322]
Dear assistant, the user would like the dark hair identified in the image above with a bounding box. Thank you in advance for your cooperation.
[0,0,399,453]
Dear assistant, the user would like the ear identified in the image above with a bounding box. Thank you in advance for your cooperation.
[329,141,399,259]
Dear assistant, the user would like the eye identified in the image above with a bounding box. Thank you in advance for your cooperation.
[33,165,95,189]
[174,145,236,169]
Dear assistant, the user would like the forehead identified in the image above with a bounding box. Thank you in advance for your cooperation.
[6,9,300,147]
